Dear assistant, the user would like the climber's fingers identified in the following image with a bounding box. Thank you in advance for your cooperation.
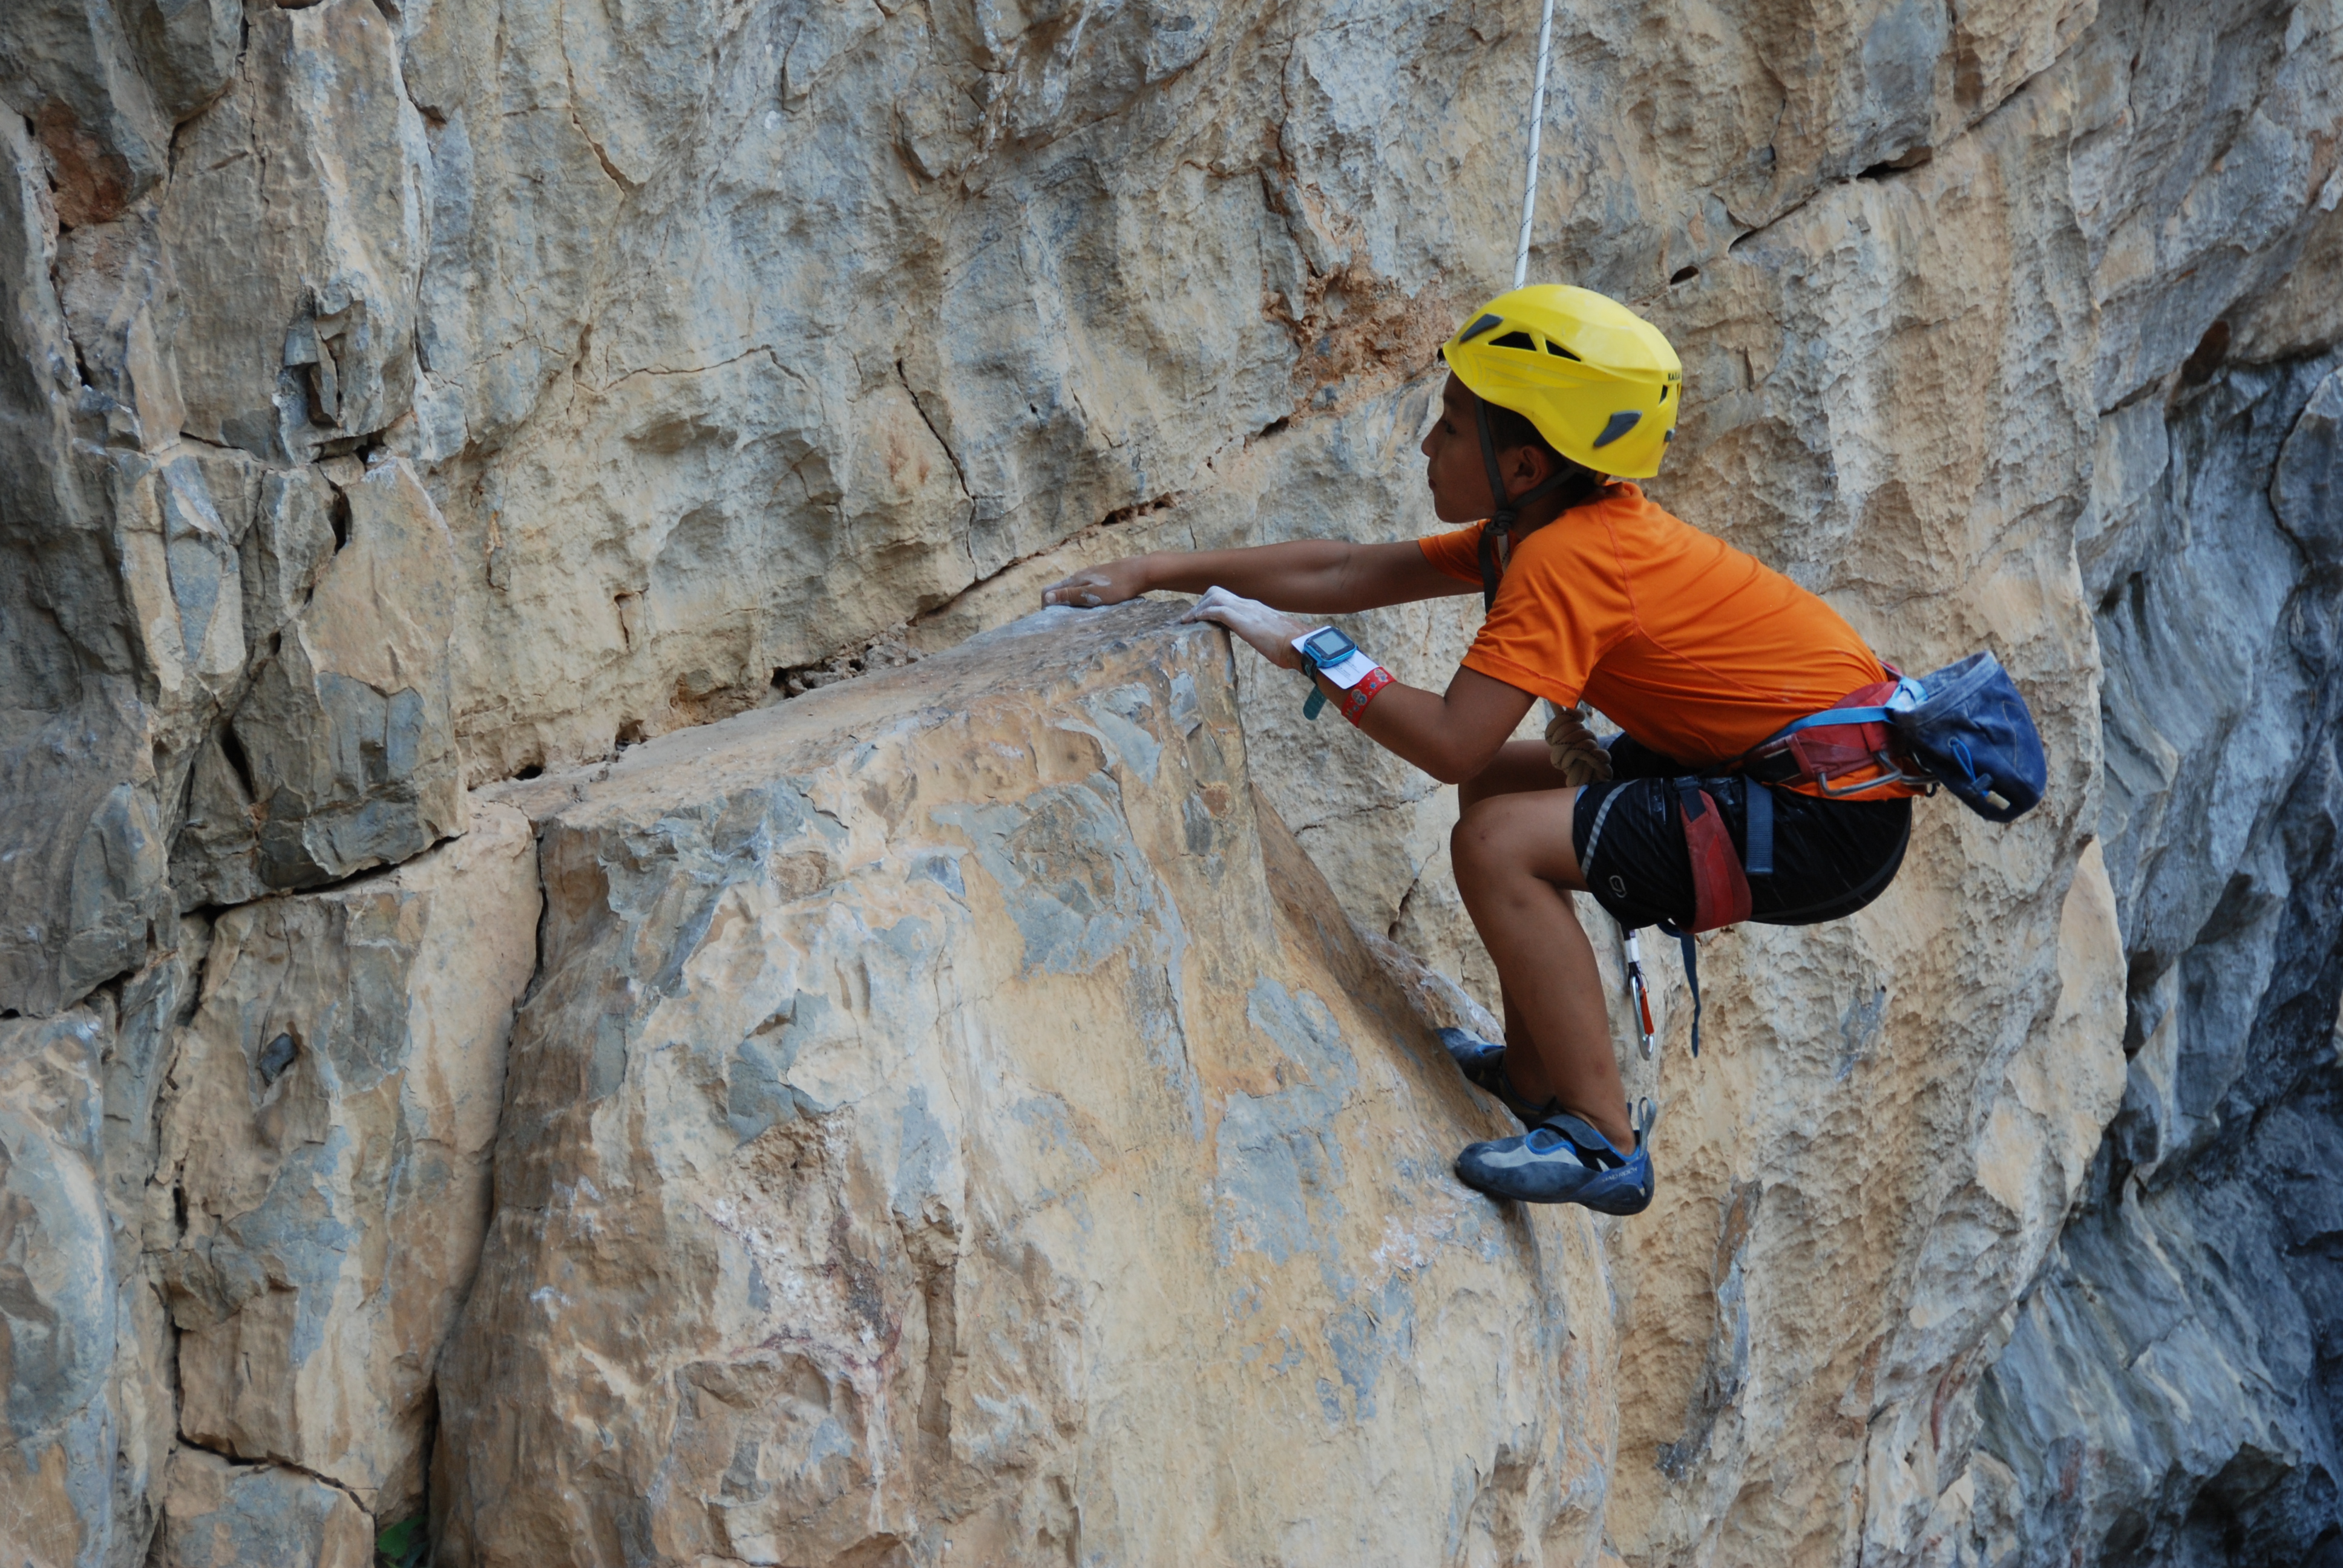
[1179,587,1311,670]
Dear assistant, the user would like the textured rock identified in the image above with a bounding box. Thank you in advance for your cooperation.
[1950,2,2343,1557]
[0,0,172,228]
[173,454,468,906]
[0,1009,121,1568]
[0,0,2335,1557]
[157,803,537,1519]
[1969,319,2343,1566]
[0,112,169,1020]
[437,604,1617,1566]
[0,934,197,1568]
[151,1448,372,1568]
[157,0,428,466]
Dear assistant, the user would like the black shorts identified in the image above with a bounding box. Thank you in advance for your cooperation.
[1569,736,1912,930]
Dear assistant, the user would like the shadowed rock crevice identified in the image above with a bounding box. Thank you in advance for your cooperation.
[1972,328,2343,1567]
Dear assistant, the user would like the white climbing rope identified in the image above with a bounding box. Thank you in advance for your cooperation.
[1507,2,1663,1071]
[1512,0,1558,289]
[1514,0,1571,730]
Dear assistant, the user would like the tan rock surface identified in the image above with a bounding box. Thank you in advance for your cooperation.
[151,1447,372,1568]
[0,1009,120,1568]
[174,454,469,906]
[438,605,1617,1566]
[157,803,537,1518]
[156,0,427,466]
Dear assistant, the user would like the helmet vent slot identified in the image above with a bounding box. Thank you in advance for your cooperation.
[1545,340,1582,361]
[1492,332,1539,351]
[1593,411,1643,448]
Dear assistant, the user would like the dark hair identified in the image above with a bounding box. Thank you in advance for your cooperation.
[1483,402,1608,512]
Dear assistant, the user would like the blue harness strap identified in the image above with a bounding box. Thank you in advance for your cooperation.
[1758,704,1896,743]
[1744,781,1774,877]
[1657,921,1703,1056]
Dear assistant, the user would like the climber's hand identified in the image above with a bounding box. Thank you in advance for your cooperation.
[1179,587,1312,671]
[1043,557,1150,608]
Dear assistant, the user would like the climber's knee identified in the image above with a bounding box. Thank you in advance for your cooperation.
[1452,789,1584,894]
[1458,738,1570,811]
[1449,803,1497,893]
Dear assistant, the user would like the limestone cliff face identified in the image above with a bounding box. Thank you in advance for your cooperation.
[438,605,1619,1564]
[0,0,2335,1563]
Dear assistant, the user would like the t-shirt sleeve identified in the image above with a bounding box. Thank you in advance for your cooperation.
[1455,528,1620,708]
[1417,523,1487,584]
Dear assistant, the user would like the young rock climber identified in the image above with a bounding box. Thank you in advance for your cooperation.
[1040,285,1922,1214]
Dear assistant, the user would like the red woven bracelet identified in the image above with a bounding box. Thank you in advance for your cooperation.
[1339,666,1393,724]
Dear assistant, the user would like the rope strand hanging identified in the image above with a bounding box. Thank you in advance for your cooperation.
[1513,0,1558,289]
[1506,0,1573,728]
[1504,0,1659,1060]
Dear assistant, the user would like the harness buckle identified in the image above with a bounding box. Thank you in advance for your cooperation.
[1811,753,1928,797]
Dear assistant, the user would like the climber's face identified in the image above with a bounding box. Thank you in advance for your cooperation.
[1420,374,1553,524]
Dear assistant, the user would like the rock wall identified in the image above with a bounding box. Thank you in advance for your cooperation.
[437,604,1620,1564]
[157,804,536,1521]
[0,0,2336,1562]
[1970,165,2343,1568]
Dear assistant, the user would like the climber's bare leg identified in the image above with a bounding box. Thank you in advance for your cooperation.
[1457,739,1571,806]
[1458,739,1599,1126]
[1449,777,1633,1154]
[1460,741,1587,1118]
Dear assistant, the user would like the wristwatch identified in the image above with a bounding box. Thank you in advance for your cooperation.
[1294,627,1369,720]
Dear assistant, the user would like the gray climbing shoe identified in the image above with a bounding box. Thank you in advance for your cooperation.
[1437,1028,1554,1123]
[1453,1103,1656,1214]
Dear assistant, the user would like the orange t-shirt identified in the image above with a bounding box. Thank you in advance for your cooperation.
[1419,485,1895,791]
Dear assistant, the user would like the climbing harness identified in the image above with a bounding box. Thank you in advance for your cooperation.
[1640,651,2048,1056]
[1755,652,2046,822]
[1735,653,2044,820]
[1743,678,1922,799]
[1649,783,1757,1059]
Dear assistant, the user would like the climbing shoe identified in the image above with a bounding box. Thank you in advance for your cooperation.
[1453,1104,1656,1214]
[1437,1028,1553,1123]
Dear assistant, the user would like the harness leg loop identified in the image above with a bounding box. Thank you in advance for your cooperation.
[1744,780,1774,878]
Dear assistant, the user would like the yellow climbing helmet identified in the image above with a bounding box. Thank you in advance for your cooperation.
[1441,285,1683,479]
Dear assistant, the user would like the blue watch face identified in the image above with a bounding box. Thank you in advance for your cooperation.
[1301,629,1357,665]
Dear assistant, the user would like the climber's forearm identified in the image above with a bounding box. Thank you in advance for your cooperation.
[1140,538,1460,612]
[1129,541,1336,605]
[1046,540,1462,613]
[1351,667,1535,785]
[1172,593,1530,783]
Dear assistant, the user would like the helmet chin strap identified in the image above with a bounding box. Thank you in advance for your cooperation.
[1473,400,1578,612]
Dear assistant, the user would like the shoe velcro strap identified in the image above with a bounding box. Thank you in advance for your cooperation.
[1535,1112,1625,1169]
